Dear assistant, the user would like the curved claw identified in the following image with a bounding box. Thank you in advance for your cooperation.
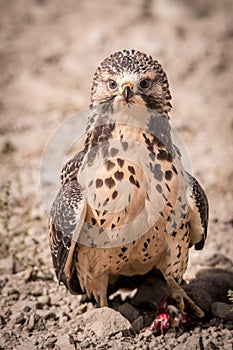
[166,276,204,318]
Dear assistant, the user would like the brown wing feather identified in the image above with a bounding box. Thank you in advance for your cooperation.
[186,171,209,250]
[49,179,86,293]
[61,150,85,186]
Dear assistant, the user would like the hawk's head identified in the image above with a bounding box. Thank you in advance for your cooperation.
[90,50,172,117]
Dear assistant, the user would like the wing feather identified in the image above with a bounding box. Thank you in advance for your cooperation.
[49,179,86,294]
[186,171,209,250]
[61,150,85,186]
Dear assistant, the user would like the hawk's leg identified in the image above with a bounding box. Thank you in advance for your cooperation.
[91,273,109,308]
[166,276,204,318]
[99,295,108,308]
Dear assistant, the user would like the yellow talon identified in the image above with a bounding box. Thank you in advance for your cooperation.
[166,276,204,318]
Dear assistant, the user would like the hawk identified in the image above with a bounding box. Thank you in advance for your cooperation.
[49,50,208,318]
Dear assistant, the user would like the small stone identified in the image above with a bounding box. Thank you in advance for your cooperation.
[46,336,57,343]
[0,315,6,327]
[15,312,26,325]
[58,311,71,326]
[0,256,14,275]
[35,302,44,310]
[44,312,57,320]
[138,328,152,340]
[131,315,144,333]
[37,295,51,306]
[8,289,20,301]
[43,340,55,349]
[61,311,71,320]
[177,332,188,343]
[27,313,45,332]
[68,334,76,345]
[118,302,139,322]
[25,267,39,282]
[23,305,31,313]
[211,302,233,321]
[27,314,36,331]
[114,331,123,338]
[149,340,158,349]
[81,338,91,347]
[30,285,43,297]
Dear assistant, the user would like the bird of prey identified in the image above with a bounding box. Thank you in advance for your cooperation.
[49,49,208,318]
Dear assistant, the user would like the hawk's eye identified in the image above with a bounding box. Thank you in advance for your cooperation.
[108,79,117,90]
[139,78,150,89]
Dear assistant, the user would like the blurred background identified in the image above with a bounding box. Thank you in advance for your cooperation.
[0,0,232,290]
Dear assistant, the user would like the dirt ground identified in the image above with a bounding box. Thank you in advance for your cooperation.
[0,0,233,349]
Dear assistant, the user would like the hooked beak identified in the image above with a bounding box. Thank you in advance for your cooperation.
[122,82,134,103]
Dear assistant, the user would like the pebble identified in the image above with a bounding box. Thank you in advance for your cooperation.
[30,285,43,297]
[131,315,144,332]
[58,311,71,326]
[37,295,51,306]
[138,328,152,340]
[15,312,26,325]
[27,314,36,331]
[0,256,14,275]
[149,340,159,349]
[115,331,123,338]
[27,313,45,332]
[177,332,188,343]
[44,312,58,320]
[43,340,56,349]
[35,302,44,310]
[0,315,6,326]
[23,305,32,313]
[118,302,139,323]
[7,288,20,301]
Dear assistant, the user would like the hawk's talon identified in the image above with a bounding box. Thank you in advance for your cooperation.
[166,276,204,318]
[174,295,185,310]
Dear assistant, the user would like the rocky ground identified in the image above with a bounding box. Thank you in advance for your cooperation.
[0,0,233,349]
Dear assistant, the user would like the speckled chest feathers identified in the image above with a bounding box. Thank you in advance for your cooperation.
[70,104,192,302]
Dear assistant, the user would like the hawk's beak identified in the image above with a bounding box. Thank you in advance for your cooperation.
[122,82,134,103]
